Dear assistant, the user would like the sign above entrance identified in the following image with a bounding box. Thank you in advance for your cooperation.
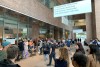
[54,0,92,17]
[73,29,83,33]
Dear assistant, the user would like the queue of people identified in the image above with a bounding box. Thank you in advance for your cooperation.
[0,44,20,67]
[0,37,100,67]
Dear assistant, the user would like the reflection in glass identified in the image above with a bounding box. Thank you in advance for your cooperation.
[0,20,3,43]
[18,23,28,39]
[4,23,17,39]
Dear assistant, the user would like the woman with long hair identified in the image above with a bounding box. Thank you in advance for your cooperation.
[87,44,100,67]
[75,42,85,54]
[72,52,87,67]
[55,47,69,67]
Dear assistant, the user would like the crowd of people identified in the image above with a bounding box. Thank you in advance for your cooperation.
[0,37,100,67]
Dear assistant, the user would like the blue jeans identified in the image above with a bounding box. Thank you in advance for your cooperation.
[44,54,49,61]
[48,52,55,65]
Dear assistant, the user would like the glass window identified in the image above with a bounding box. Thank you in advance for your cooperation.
[18,23,28,39]
[39,0,60,8]
[4,20,18,39]
[0,18,3,44]
[45,0,50,7]
[27,24,32,39]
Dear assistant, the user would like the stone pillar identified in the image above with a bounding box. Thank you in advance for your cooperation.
[62,29,65,39]
[68,31,73,39]
[59,28,63,39]
[54,27,59,40]
[73,33,76,39]
[85,13,92,43]
[50,26,54,39]
[32,23,40,39]
[94,0,100,40]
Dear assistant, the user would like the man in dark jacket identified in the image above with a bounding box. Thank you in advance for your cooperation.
[0,45,20,67]
[0,59,20,67]
[47,42,56,66]
[16,40,24,60]
[42,42,50,61]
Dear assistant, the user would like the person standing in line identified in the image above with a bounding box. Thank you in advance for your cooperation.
[39,39,43,55]
[77,38,80,43]
[79,38,81,43]
[84,39,88,46]
[89,39,93,45]
[0,45,20,67]
[75,42,85,54]
[2,40,11,48]
[42,41,50,61]
[16,40,24,61]
[74,38,77,44]
[0,45,7,61]
[72,39,75,45]
[47,41,56,66]
[72,52,87,67]
[55,47,69,67]
[92,39,98,45]
[97,40,100,49]
[65,39,71,51]
[62,38,65,44]
[23,39,29,59]
[28,40,34,56]
[87,45,100,67]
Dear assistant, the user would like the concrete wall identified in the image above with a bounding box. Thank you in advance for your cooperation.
[0,0,70,30]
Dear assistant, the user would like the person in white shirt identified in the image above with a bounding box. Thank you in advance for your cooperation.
[23,39,29,58]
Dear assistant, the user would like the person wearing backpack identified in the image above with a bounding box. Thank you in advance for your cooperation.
[42,41,50,61]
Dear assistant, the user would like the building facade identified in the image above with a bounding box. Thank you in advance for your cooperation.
[0,0,72,44]
[1,0,99,44]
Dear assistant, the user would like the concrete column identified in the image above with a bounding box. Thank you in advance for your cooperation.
[94,0,100,40]
[50,26,54,39]
[54,27,59,40]
[68,31,73,39]
[73,33,76,39]
[32,23,40,39]
[85,13,92,43]
[63,29,65,39]
[59,28,63,39]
